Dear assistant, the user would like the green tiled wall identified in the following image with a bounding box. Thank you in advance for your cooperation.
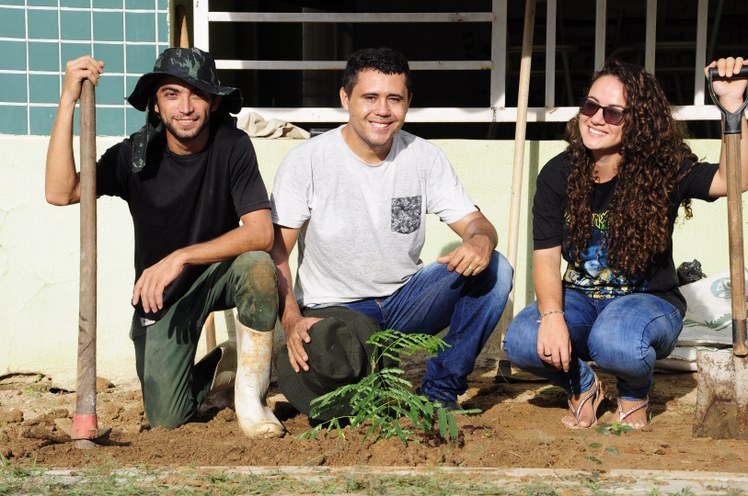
[27,8,59,38]
[0,1,169,136]
[93,11,124,40]
[0,41,27,70]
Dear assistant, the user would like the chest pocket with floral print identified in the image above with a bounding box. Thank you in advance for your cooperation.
[391,196,422,234]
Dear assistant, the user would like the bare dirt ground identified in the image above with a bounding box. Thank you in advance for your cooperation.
[1,355,746,476]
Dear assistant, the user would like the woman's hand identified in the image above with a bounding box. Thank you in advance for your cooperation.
[706,56,747,112]
[536,311,572,372]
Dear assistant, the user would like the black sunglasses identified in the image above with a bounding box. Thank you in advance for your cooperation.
[579,99,625,126]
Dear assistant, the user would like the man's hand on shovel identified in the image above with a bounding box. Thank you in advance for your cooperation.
[61,56,104,105]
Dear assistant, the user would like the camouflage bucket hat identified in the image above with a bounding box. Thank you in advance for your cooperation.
[127,48,241,173]
[127,47,242,114]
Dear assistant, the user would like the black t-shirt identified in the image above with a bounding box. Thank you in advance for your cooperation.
[532,152,719,315]
[96,123,270,320]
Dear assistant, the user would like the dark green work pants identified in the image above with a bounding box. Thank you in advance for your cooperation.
[130,251,278,428]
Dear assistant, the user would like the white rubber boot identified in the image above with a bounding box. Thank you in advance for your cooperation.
[234,318,285,438]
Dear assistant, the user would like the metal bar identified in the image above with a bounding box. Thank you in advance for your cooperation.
[694,0,709,105]
[707,0,725,63]
[645,0,657,73]
[595,0,607,70]
[217,60,492,71]
[491,0,508,108]
[545,0,557,108]
[208,11,494,23]
[193,0,209,51]
[235,105,721,123]
[199,0,720,125]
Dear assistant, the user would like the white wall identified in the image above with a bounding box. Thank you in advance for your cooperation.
[0,135,738,388]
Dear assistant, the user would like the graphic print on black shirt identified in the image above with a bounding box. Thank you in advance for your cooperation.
[562,208,642,298]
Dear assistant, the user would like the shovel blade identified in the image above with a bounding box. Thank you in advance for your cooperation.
[54,416,112,445]
[693,349,748,439]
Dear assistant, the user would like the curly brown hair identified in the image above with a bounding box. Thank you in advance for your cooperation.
[563,58,697,277]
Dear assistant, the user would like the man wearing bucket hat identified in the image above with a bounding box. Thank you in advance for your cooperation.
[271,47,514,416]
[45,47,284,437]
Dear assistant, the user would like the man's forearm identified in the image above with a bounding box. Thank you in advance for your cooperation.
[46,55,103,205]
[275,260,304,330]
[45,98,81,206]
[174,222,273,267]
[132,219,274,313]
[464,216,498,251]
[269,224,304,329]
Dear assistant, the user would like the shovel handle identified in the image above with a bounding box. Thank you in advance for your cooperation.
[724,133,748,357]
[76,79,98,426]
[707,66,748,134]
[707,65,748,356]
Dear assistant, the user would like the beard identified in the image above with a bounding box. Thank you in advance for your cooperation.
[161,112,212,144]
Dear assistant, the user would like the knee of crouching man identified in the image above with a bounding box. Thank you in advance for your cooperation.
[493,251,514,281]
[234,252,279,331]
[479,251,513,293]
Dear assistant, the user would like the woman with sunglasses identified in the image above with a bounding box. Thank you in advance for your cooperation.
[503,56,748,430]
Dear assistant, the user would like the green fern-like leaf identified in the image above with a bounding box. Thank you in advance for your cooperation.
[437,408,447,434]
[367,330,450,365]
[299,328,476,445]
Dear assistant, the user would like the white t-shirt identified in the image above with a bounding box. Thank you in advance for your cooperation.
[271,126,477,306]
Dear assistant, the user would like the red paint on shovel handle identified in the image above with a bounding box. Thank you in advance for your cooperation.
[72,414,99,440]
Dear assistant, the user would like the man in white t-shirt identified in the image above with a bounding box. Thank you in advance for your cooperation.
[270,47,513,412]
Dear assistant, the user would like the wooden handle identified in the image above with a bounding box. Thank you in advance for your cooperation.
[725,133,748,357]
[503,0,536,322]
[176,4,190,48]
[77,79,98,417]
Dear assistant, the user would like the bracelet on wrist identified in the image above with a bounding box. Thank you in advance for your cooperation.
[536,309,564,324]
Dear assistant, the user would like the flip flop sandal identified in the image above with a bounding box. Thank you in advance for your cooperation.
[564,372,604,429]
[617,397,649,429]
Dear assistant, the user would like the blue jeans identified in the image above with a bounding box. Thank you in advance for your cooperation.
[342,251,513,403]
[502,289,682,400]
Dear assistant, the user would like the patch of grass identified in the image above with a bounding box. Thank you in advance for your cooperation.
[0,465,742,496]
[575,471,616,496]
[517,483,559,495]
[0,465,542,496]
[595,422,634,436]
[583,439,621,467]
[646,489,698,496]
[0,456,45,495]
[22,387,42,398]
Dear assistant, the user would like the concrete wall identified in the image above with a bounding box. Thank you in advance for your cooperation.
[0,135,739,388]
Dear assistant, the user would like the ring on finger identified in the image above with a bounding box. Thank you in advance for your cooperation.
[543,353,552,357]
